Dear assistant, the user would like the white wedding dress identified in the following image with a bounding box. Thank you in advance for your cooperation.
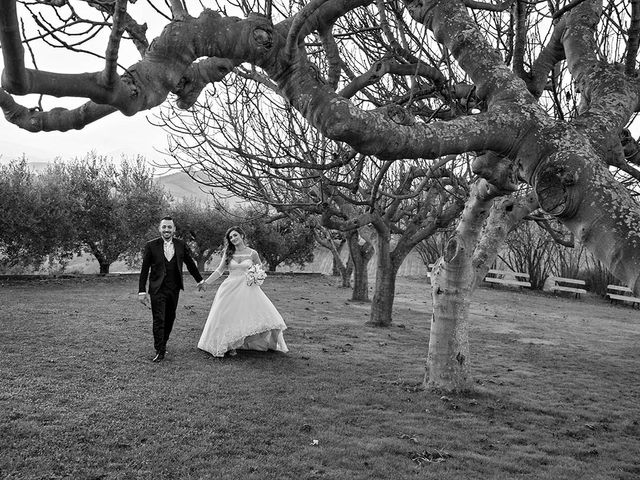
[197,253,288,357]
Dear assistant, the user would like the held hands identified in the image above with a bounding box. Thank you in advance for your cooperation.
[138,292,149,307]
[197,281,207,292]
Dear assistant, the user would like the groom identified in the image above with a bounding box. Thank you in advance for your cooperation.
[139,216,204,362]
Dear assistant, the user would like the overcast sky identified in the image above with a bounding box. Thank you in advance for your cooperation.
[1,106,172,164]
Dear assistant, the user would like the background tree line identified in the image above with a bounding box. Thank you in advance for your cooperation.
[0,154,316,275]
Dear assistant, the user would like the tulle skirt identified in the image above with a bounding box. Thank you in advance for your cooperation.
[197,271,288,357]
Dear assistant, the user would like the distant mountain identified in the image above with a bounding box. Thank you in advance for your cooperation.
[156,170,242,206]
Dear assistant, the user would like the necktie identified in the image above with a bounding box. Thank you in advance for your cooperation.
[164,241,174,261]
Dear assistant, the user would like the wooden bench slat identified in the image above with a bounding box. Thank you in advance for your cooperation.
[552,286,587,294]
[607,293,640,302]
[607,285,633,293]
[485,277,531,287]
[487,269,530,279]
[550,277,585,286]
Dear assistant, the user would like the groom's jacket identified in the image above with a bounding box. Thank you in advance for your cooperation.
[138,237,203,295]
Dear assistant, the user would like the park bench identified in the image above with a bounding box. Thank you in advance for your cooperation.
[548,276,587,299]
[606,285,640,309]
[484,269,531,289]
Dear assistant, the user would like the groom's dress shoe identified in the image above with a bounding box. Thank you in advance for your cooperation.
[152,353,165,363]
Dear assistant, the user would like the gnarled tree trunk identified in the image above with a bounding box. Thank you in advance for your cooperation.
[369,232,394,326]
[427,181,537,390]
[347,230,373,302]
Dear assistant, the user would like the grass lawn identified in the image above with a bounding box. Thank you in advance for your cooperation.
[1,274,639,479]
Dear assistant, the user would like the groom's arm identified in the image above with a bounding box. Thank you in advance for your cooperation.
[138,242,153,305]
[182,242,203,284]
[139,242,153,293]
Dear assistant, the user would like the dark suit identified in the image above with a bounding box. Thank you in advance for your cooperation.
[139,237,203,355]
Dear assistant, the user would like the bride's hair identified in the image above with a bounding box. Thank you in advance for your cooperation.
[222,226,247,266]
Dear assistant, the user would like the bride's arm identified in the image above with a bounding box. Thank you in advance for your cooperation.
[251,249,263,268]
[204,256,226,284]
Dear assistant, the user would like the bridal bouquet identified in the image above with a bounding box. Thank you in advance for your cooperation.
[246,264,267,286]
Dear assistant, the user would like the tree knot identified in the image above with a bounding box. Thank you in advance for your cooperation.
[533,154,583,218]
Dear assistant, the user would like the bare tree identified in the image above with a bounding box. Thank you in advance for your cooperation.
[159,72,469,325]
[314,226,351,288]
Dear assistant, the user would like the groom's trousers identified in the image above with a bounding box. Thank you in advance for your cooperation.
[150,285,179,355]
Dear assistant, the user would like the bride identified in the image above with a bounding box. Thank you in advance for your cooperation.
[197,226,289,357]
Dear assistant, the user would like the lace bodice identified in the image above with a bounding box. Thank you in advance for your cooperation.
[228,253,254,275]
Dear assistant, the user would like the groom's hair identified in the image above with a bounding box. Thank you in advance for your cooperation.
[161,216,174,223]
